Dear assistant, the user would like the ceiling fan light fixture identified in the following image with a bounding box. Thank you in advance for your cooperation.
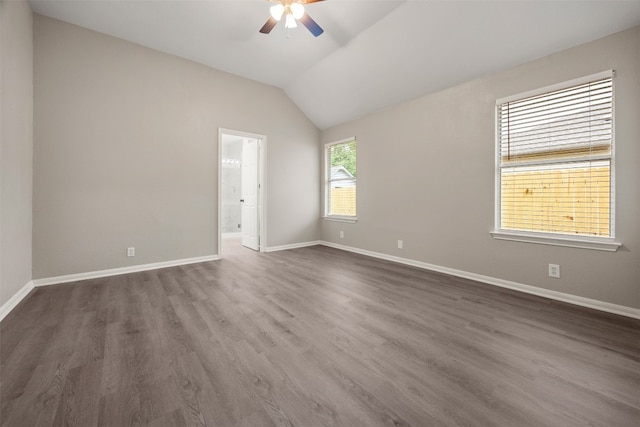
[285,13,297,29]
[291,3,305,19]
[270,4,284,20]
[260,0,324,37]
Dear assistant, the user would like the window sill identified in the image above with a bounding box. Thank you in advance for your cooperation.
[323,216,358,224]
[490,230,621,252]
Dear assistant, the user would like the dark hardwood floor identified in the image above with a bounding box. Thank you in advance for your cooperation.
[1,239,639,426]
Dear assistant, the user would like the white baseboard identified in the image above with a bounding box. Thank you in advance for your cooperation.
[265,240,322,253]
[0,280,34,322]
[6,244,637,321]
[320,241,640,320]
[33,255,220,287]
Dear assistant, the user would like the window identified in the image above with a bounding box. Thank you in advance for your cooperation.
[493,71,620,251]
[325,138,356,220]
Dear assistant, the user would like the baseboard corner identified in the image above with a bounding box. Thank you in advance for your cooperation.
[0,280,35,322]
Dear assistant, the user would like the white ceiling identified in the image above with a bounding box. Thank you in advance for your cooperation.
[29,0,640,130]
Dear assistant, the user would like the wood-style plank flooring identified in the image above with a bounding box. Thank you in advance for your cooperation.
[1,240,639,426]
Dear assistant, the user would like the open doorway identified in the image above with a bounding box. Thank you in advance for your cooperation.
[218,129,266,256]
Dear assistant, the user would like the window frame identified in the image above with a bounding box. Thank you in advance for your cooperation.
[323,137,357,222]
[491,70,621,252]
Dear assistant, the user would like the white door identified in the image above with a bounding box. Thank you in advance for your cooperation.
[241,138,259,250]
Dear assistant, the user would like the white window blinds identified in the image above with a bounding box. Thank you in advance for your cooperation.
[497,74,613,237]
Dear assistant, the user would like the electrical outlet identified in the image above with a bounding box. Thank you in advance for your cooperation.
[339,230,344,239]
[398,240,403,249]
[548,264,560,278]
[127,247,135,257]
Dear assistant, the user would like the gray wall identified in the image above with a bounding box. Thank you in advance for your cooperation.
[321,26,640,309]
[33,15,320,279]
[1,0,33,308]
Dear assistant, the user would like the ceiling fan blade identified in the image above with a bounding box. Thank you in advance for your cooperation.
[259,17,278,34]
[302,0,326,4]
[299,13,324,37]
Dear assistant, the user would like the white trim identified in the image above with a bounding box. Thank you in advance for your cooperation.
[219,128,267,256]
[265,240,321,252]
[323,216,358,223]
[320,241,639,320]
[324,137,357,219]
[324,136,356,147]
[0,281,34,322]
[4,244,637,321]
[502,156,611,169]
[610,74,617,238]
[495,71,617,245]
[491,230,621,252]
[32,255,220,287]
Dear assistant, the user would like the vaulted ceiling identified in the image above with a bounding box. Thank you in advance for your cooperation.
[29,0,640,129]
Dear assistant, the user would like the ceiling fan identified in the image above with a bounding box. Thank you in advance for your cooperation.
[259,0,325,37]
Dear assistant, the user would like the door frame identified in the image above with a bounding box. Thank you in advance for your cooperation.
[218,128,267,255]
